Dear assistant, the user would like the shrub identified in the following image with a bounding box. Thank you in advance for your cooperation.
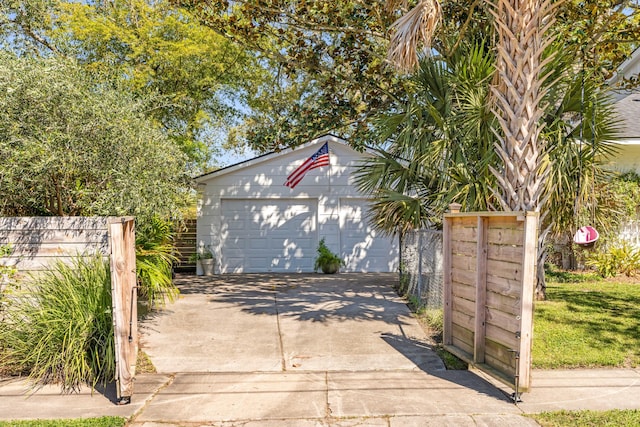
[585,242,640,278]
[0,256,114,392]
[136,217,179,307]
[313,238,345,273]
[188,246,214,261]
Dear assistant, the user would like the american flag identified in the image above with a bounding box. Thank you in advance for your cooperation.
[284,142,330,189]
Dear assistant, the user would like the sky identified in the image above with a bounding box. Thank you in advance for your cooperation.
[218,148,257,167]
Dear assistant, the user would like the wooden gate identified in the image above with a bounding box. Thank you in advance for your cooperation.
[108,218,137,404]
[443,210,538,395]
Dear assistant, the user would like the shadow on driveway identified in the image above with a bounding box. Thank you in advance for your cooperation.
[139,273,512,405]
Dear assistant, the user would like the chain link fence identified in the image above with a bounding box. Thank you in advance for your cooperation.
[399,229,444,309]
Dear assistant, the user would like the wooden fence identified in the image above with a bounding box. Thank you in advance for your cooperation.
[0,216,138,403]
[173,219,197,270]
[107,218,138,403]
[443,210,538,395]
[0,216,111,272]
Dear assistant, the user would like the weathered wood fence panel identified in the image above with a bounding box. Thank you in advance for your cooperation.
[443,211,538,394]
[0,216,138,402]
[0,217,110,272]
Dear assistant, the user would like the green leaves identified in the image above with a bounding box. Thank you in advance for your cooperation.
[313,238,345,272]
[0,53,189,221]
[555,0,640,85]
[354,42,498,233]
[53,0,257,167]
[135,217,180,307]
[585,242,640,278]
[183,0,406,151]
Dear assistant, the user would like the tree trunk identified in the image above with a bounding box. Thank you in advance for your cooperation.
[536,232,548,300]
[491,0,555,300]
[491,0,554,213]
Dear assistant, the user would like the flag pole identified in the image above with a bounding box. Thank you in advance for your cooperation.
[328,143,331,194]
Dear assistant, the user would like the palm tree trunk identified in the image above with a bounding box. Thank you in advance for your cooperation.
[490,0,554,213]
[386,0,556,299]
[490,0,555,300]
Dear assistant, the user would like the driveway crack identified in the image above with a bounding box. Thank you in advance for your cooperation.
[274,290,286,371]
[325,371,332,419]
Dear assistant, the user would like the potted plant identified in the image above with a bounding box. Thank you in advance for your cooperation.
[314,238,345,274]
[190,246,215,276]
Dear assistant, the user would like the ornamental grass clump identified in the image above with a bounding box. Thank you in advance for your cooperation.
[0,256,115,392]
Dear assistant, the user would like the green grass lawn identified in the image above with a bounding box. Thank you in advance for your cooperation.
[533,278,640,369]
[529,409,640,427]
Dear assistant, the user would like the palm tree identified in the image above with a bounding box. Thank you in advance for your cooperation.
[489,0,556,212]
[359,40,619,298]
[540,53,619,276]
[355,42,498,234]
[386,0,554,300]
[388,0,554,211]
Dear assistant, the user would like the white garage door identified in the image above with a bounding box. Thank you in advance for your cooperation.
[220,199,317,273]
[340,199,399,272]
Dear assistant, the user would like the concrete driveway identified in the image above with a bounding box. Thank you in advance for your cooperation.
[140,273,445,374]
[135,273,538,425]
[1,274,637,425]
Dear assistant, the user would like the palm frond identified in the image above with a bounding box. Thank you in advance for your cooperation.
[387,0,441,71]
[135,216,179,307]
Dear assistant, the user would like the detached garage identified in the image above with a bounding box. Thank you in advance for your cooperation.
[195,135,399,273]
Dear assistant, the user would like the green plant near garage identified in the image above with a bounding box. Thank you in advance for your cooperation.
[313,238,345,274]
[0,256,115,392]
[136,217,179,307]
[188,246,214,261]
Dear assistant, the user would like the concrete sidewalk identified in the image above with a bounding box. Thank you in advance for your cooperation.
[2,368,639,426]
[1,274,639,426]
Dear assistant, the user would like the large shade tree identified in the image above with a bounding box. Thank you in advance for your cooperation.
[179,0,406,151]
[179,0,637,155]
[1,0,266,169]
[0,53,189,221]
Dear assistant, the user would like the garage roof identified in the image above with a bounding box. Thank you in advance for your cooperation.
[195,134,375,183]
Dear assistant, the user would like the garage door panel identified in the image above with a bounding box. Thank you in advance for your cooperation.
[220,199,317,273]
[249,239,269,250]
[223,248,246,257]
[340,199,399,273]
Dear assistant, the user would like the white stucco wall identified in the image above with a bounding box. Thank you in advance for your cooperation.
[196,135,399,273]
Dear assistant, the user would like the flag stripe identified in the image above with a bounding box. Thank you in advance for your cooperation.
[284,143,330,188]
[286,155,329,185]
[285,158,328,188]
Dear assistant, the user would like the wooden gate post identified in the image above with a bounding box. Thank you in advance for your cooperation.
[109,217,137,404]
